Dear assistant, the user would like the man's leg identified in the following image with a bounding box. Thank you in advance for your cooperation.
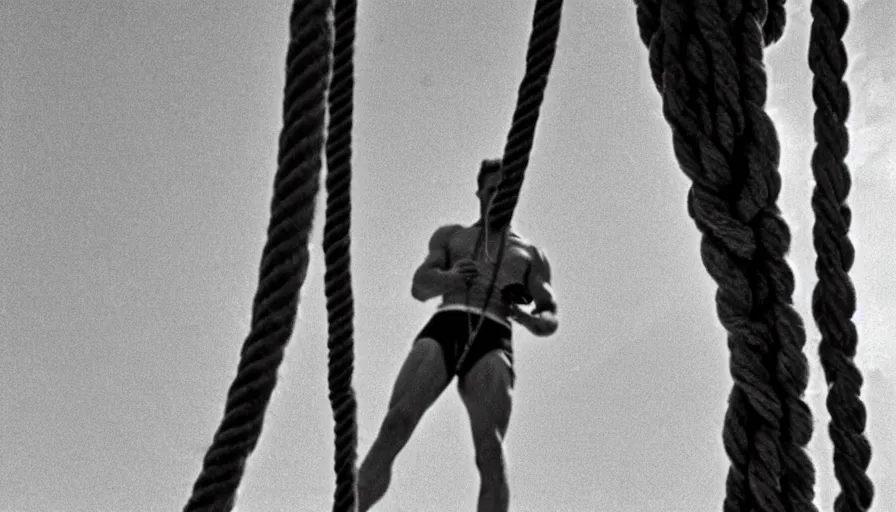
[458,349,514,512]
[358,337,451,511]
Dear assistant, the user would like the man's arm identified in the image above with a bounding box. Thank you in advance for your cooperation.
[522,246,559,336]
[411,224,463,302]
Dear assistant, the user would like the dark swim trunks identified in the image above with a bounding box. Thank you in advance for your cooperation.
[414,309,515,386]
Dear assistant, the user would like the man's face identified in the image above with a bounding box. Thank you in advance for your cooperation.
[476,171,501,218]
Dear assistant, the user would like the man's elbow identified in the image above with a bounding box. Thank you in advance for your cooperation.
[411,283,431,302]
[411,269,442,302]
[410,270,423,301]
[538,310,559,337]
[538,324,559,338]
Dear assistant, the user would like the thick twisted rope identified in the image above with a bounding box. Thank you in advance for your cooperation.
[322,0,359,511]
[730,4,818,510]
[183,2,332,510]
[634,0,785,95]
[808,1,874,510]
[634,1,816,510]
[486,0,564,232]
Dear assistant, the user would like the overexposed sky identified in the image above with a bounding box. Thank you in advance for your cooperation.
[2,2,894,511]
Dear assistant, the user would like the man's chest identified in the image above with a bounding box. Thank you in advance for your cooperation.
[446,228,533,281]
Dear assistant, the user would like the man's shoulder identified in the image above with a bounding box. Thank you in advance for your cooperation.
[433,223,466,237]
[508,231,544,257]
[427,223,466,246]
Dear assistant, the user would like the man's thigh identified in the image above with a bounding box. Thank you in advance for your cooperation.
[387,337,451,412]
[458,349,514,439]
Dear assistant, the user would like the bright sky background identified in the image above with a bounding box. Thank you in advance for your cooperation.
[2,2,895,511]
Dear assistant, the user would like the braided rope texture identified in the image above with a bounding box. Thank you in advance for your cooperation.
[323,0,359,511]
[734,4,818,510]
[487,0,564,231]
[634,0,786,92]
[808,1,874,510]
[183,2,332,510]
[634,1,818,510]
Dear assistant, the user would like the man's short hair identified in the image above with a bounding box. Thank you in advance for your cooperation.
[477,158,502,191]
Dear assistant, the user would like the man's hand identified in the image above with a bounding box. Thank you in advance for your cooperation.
[508,245,558,336]
[440,258,481,291]
[508,304,557,336]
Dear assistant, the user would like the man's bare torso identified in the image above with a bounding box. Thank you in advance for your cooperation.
[438,223,536,322]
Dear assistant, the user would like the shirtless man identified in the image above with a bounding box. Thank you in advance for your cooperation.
[356,158,560,512]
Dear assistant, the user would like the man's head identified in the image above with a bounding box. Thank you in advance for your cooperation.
[476,158,502,220]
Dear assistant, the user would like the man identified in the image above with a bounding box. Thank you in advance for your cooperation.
[357,158,560,512]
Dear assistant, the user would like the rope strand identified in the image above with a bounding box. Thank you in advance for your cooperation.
[637,1,817,509]
[637,1,877,510]
[764,0,787,44]
[731,2,817,509]
[323,0,360,510]
[808,1,874,510]
[183,2,332,510]
[487,0,564,232]
[458,0,563,369]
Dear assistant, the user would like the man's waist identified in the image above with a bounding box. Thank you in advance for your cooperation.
[436,303,512,329]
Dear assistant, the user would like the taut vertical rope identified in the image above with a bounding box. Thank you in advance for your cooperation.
[322,0,359,511]
[486,0,564,232]
[634,1,816,510]
[808,1,874,510]
[183,2,332,510]
[455,0,563,370]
